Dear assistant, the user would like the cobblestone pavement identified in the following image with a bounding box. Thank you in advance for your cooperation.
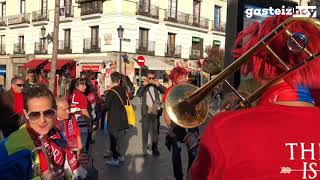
[90,97,190,180]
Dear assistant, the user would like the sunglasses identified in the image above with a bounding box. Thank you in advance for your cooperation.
[27,109,56,122]
[148,77,155,80]
[16,84,24,87]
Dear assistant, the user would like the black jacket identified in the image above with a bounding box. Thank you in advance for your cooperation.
[105,85,129,133]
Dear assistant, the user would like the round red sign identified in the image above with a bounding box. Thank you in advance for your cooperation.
[137,56,145,67]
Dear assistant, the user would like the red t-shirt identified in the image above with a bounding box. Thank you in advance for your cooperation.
[162,85,173,103]
[12,88,24,115]
[191,104,320,180]
[69,89,88,111]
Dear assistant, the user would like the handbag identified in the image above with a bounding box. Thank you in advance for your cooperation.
[110,89,136,127]
[147,90,163,116]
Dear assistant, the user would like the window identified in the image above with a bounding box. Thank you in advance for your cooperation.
[193,0,201,23]
[168,0,177,19]
[64,29,71,49]
[139,0,150,13]
[214,5,221,29]
[18,36,24,50]
[91,26,99,47]
[0,35,4,52]
[1,2,5,19]
[167,33,176,51]
[64,0,72,16]
[191,36,203,57]
[139,28,149,48]
[20,0,25,14]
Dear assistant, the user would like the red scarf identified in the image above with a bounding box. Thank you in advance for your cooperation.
[55,115,78,149]
[12,88,24,115]
[26,123,80,174]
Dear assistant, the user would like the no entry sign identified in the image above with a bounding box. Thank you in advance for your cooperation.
[137,56,145,67]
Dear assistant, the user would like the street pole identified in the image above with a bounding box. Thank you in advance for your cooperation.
[49,0,60,92]
[139,66,142,86]
[119,38,122,73]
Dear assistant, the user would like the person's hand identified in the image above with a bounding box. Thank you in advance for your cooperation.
[77,152,89,167]
[42,169,64,180]
[154,79,160,87]
[143,79,149,86]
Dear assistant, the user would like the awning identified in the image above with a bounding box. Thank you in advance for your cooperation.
[44,59,74,71]
[22,59,48,69]
[134,56,174,71]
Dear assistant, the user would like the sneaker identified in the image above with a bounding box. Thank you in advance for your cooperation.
[119,156,125,162]
[105,158,119,166]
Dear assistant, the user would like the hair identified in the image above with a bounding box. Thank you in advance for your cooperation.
[169,66,189,84]
[111,72,122,83]
[23,84,56,112]
[147,70,156,76]
[232,15,320,89]
[68,78,87,95]
[11,76,24,84]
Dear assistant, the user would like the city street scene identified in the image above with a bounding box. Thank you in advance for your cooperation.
[1,0,320,179]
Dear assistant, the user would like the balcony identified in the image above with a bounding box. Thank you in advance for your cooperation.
[32,10,49,22]
[80,1,103,17]
[189,49,202,60]
[0,44,5,55]
[7,14,30,27]
[60,6,74,18]
[164,10,209,29]
[136,40,155,56]
[212,22,226,32]
[58,40,72,54]
[83,38,101,53]
[13,43,25,54]
[136,3,159,19]
[0,17,6,27]
[165,44,181,58]
[34,42,48,54]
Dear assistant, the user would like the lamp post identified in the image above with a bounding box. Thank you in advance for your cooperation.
[117,25,124,74]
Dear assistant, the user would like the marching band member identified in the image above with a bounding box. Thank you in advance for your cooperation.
[190,16,320,179]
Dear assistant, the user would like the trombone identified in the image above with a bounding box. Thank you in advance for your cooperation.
[165,17,320,129]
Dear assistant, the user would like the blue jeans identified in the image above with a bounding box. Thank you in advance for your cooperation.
[171,137,197,180]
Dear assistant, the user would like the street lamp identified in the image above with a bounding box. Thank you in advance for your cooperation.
[117,25,124,74]
[40,26,53,44]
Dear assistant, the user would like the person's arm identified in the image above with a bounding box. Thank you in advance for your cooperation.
[80,109,89,117]
[105,90,113,111]
[157,84,167,94]
[136,80,149,97]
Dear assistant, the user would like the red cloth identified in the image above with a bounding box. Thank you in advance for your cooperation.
[87,92,96,105]
[12,88,24,115]
[191,103,320,179]
[162,85,174,103]
[69,89,88,110]
[55,115,80,149]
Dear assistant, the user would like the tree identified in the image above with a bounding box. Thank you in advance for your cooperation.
[202,45,224,75]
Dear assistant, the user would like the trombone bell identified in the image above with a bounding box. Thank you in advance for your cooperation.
[165,83,209,128]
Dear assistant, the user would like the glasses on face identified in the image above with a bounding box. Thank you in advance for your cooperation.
[16,84,24,87]
[148,77,155,80]
[27,109,56,122]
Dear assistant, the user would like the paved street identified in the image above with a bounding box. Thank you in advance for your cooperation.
[91,97,190,180]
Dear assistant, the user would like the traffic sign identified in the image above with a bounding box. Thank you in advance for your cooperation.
[137,56,145,67]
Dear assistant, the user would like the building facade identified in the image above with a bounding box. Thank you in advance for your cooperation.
[0,0,227,88]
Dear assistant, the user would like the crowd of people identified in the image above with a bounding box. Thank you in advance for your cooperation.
[0,15,320,180]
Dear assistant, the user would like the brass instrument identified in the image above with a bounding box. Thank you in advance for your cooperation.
[32,135,58,176]
[165,17,320,129]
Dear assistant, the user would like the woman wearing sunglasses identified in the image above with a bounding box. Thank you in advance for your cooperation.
[0,85,87,179]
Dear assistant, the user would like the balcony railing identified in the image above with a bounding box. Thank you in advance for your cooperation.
[83,38,101,53]
[80,1,103,16]
[136,39,155,56]
[8,14,30,25]
[60,6,74,17]
[58,40,72,54]
[0,44,5,55]
[34,42,48,54]
[136,3,159,19]
[13,43,25,54]
[32,10,48,22]
[189,49,202,60]
[212,22,226,32]
[165,44,181,58]
[0,17,6,26]
[164,10,209,29]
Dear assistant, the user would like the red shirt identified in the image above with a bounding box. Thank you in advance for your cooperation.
[69,89,88,111]
[12,88,24,115]
[191,104,320,180]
